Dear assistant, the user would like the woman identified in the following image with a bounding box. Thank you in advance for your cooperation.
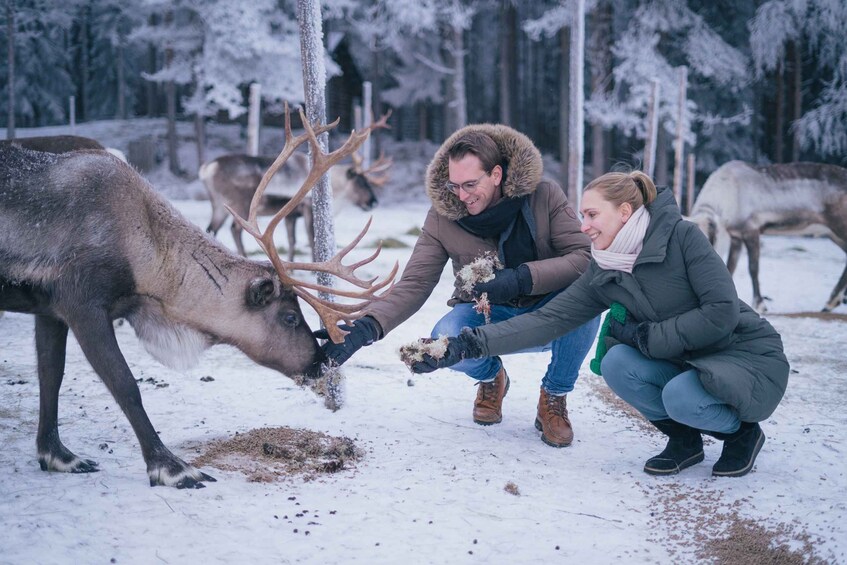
[410,170,789,478]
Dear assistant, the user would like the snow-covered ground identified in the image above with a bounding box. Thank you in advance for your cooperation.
[1,122,845,563]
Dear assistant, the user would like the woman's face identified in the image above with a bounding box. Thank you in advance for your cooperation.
[580,189,632,250]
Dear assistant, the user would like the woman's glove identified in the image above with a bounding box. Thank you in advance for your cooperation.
[313,316,382,367]
[472,264,533,304]
[608,315,650,355]
[410,328,486,373]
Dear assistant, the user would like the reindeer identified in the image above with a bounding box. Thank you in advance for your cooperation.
[689,160,847,312]
[0,106,396,488]
[0,134,128,162]
[199,149,392,259]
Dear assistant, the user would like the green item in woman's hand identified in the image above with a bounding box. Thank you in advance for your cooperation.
[589,302,628,375]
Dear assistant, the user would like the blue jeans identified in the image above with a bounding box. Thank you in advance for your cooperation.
[600,344,740,434]
[430,293,600,395]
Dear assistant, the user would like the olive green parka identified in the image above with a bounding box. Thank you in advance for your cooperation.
[471,187,790,422]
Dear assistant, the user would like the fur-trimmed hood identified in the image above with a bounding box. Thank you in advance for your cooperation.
[425,124,544,221]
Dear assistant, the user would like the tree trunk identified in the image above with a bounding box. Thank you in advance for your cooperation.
[297,0,335,292]
[558,27,569,199]
[790,40,802,162]
[498,1,516,126]
[164,12,181,175]
[643,79,660,178]
[655,127,669,187]
[567,0,585,211]
[774,59,784,163]
[588,0,612,181]
[194,114,205,172]
[5,0,15,139]
[371,43,383,155]
[79,5,89,122]
[450,21,468,130]
[672,66,687,205]
[146,14,158,117]
[116,38,126,119]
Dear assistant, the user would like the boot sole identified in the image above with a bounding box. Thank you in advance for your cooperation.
[712,429,766,477]
[534,418,572,447]
[643,451,705,476]
[473,376,509,426]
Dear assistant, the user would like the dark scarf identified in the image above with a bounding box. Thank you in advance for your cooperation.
[458,196,537,268]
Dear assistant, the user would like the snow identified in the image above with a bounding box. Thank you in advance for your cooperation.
[1,122,845,563]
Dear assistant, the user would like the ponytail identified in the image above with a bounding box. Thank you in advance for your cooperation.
[583,169,658,211]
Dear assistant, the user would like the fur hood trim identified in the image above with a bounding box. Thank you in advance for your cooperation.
[425,124,543,220]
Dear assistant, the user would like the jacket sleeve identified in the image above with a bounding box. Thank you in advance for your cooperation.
[639,222,740,359]
[472,269,606,357]
[364,208,449,336]
[524,183,591,295]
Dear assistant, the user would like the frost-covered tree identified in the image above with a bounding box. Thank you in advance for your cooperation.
[750,0,847,157]
[1,0,76,129]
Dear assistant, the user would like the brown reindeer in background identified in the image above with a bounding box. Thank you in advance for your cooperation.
[689,160,847,312]
[0,107,396,488]
[200,148,392,259]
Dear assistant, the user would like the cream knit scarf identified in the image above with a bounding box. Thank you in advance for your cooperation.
[591,205,650,273]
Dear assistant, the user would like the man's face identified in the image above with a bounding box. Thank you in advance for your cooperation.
[579,189,632,250]
[447,154,503,216]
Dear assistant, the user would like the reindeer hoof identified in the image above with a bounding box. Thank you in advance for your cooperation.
[38,451,100,473]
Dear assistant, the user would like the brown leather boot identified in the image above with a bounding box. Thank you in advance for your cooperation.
[472,367,509,425]
[534,388,574,447]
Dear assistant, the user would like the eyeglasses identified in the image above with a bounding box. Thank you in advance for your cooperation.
[445,171,489,195]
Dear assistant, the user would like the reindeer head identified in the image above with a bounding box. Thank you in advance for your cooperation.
[346,151,393,212]
[227,103,397,347]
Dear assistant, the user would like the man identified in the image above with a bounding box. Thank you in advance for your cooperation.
[318,125,599,447]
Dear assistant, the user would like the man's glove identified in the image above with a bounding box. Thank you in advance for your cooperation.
[607,315,650,355]
[313,316,382,367]
[410,328,486,374]
[472,264,533,304]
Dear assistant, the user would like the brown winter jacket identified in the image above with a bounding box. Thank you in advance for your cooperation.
[365,124,590,335]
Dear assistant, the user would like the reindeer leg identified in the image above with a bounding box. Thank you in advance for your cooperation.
[823,262,847,312]
[305,205,315,255]
[742,230,767,312]
[726,236,743,274]
[230,220,248,257]
[285,215,297,262]
[35,315,99,474]
[68,309,215,488]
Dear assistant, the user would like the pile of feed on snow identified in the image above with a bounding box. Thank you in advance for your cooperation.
[190,427,363,483]
[399,335,450,368]
[456,251,502,323]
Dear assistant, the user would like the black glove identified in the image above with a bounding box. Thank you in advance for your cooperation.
[472,264,533,304]
[608,316,650,354]
[410,328,486,374]
[313,316,382,367]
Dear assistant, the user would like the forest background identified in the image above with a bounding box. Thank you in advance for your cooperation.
[3,0,847,204]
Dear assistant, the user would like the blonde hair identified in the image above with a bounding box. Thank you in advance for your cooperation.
[583,170,657,211]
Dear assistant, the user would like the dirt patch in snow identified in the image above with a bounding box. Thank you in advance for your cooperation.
[189,427,364,483]
[583,370,833,564]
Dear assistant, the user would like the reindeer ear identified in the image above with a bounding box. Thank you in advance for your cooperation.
[247,277,276,307]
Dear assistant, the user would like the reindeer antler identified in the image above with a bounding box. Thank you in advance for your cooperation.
[227,102,397,344]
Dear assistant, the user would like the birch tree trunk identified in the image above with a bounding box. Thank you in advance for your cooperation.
[558,27,570,201]
[5,0,15,139]
[567,0,585,211]
[164,11,181,175]
[790,40,802,162]
[672,66,687,205]
[297,0,335,293]
[774,58,784,163]
[643,79,660,177]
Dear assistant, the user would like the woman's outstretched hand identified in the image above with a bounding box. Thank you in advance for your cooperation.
[409,329,486,374]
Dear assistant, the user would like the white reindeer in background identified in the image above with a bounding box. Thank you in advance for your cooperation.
[689,160,847,313]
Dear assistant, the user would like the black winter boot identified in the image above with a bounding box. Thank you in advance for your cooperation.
[644,419,705,475]
[707,422,765,477]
